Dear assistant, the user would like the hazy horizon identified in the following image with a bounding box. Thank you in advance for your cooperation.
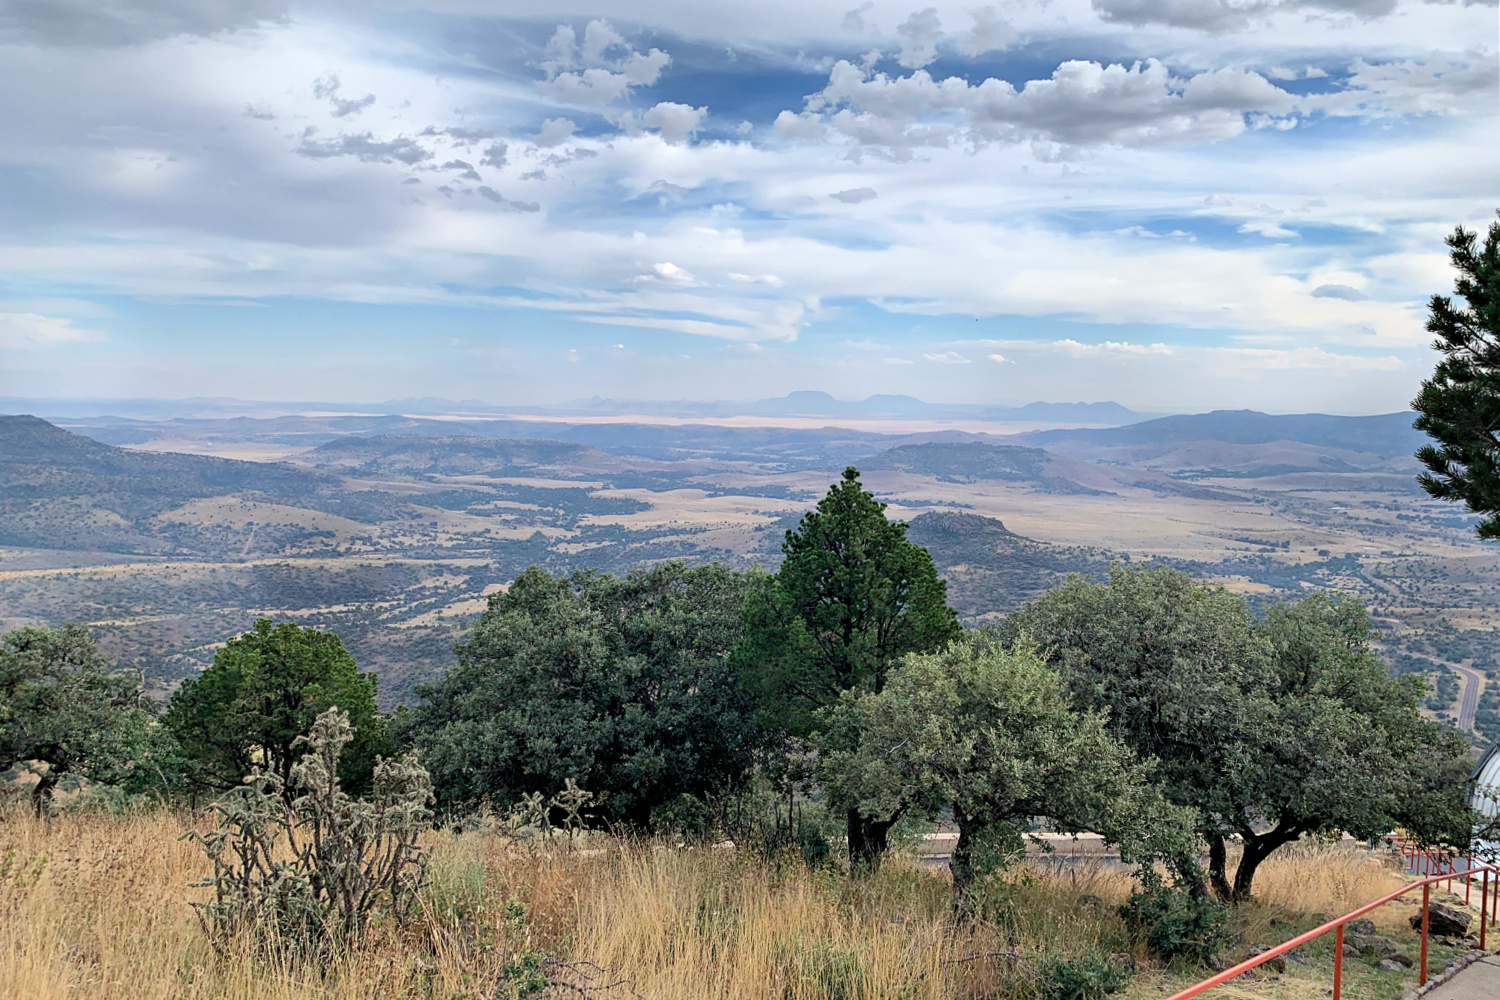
[0,389,1423,421]
[0,0,1493,414]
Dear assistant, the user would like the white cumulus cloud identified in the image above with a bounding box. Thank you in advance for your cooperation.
[535,20,671,108]
[642,102,707,143]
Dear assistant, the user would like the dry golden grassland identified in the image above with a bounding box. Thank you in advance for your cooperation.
[0,810,1482,1000]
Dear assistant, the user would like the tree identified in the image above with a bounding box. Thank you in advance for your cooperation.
[163,619,386,798]
[1413,211,1500,536]
[395,562,760,828]
[735,467,961,866]
[819,633,1194,913]
[1001,567,1469,901]
[0,624,171,812]
[998,565,1260,898]
[1243,595,1473,892]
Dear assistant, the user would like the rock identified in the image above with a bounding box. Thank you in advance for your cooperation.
[1349,933,1399,958]
[1410,903,1471,937]
[1285,949,1308,965]
[1377,959,1405,973]
[1388,953,1414,968]
[1348,918,1378,935]
[1248,945,1286,974]
[1106,953,1135,971]
[1209,955,1232,973]
[1342,943,1360,958]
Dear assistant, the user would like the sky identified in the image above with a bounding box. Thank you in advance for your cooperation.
[0,0,1495,414]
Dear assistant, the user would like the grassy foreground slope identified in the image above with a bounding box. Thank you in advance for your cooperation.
[0,807,1475,1000]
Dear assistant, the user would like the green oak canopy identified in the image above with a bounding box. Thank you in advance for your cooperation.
[819,632,1195,911]
[393,561,760,829]
[999,566,1471,900]
[1,624,176,811]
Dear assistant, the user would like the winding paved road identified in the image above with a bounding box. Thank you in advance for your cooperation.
[1372,636,1484,733]
[1454,662,1484,733]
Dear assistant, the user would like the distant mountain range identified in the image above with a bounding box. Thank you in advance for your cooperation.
[564,392,1143,423]
[0,392,1144,425]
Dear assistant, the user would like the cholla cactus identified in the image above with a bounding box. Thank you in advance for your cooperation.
[494,780,597,851]
[185,707,433,956]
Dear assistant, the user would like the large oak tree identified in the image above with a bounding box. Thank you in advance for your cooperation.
[819,633,1194,913]
[1001,566,1470,900]
[395,561,760,829]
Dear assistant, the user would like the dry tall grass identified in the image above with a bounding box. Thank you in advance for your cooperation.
[0,808,1432,1000]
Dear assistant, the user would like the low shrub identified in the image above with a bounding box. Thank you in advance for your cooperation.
[1037,952,1132,1000]
[1118,880,1229,965]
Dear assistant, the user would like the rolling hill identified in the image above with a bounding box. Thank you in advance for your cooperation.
[1011,410,1423,477]
[905,511,1109,620]
[0,415,332,552]
[861,441,1109,494]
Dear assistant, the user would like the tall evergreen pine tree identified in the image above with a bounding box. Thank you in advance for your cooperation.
[736,467,960,866]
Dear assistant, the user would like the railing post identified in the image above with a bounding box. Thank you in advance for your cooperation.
[1482,868,1489,951]
[1334,923,1344,1000]
[1421,882,1431,985]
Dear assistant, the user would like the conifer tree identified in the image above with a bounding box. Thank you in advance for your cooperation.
[1414,212,1500,535]
[736,467,960,866]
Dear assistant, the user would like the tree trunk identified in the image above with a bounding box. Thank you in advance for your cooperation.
[847,807,867,867]
[1232,828,1296,901]
[31,770,59,817]
[1208,835,1233,901]
[847,807,900,872]
[950,809,977,917]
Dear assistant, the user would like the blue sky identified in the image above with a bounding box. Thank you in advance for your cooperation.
[0,0,1495,413]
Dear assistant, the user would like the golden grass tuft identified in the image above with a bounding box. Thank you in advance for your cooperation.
[0,807,1456,1000]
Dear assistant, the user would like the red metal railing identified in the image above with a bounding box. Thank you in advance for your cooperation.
[1163,840,1497,1000]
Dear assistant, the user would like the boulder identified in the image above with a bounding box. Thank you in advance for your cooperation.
[1410,903,1471,938]
[1388,953,1414,968]
[1348,918,1378,936]
[1349,933,1399,958]
[1342,943,1360,958]
[1248,945,1286,973]
[1377,959,1405,973]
